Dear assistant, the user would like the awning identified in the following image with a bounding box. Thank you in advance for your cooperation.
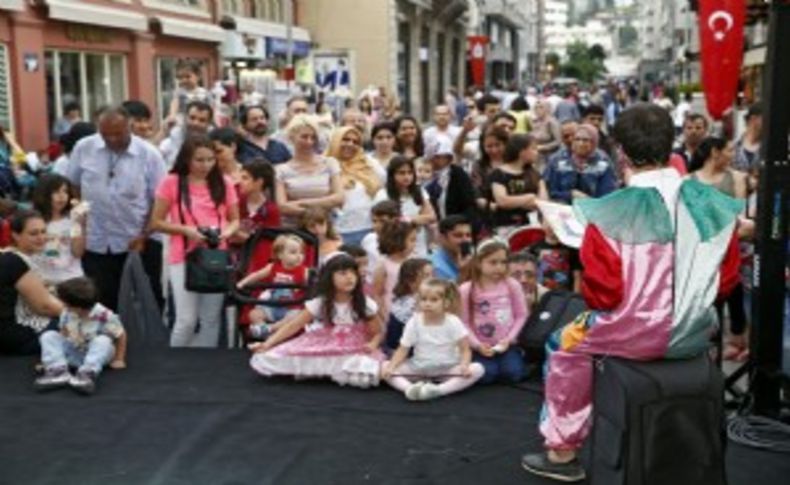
[229,15,311,43]
[154,16,226,43]
[46,0,148,31]
[0,0,24,12]
[743,46,766,68]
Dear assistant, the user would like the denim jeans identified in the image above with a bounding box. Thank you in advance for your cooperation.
[474,347,528,384]
[39,330,115,374]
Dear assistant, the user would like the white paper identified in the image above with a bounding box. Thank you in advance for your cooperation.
[536,201,585,249]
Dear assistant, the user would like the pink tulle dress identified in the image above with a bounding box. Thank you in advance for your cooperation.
[250,296,384,387]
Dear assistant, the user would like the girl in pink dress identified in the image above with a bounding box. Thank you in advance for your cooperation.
[249,253,384,387]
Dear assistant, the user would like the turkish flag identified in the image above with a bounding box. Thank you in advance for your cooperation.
[467,36,488,87]
[698,0,746,120]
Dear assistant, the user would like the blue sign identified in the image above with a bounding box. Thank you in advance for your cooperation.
[266,38,310,57]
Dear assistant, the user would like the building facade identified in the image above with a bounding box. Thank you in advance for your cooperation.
[474,0,527,88]
[0,0,227,151]
[298,0,469,122]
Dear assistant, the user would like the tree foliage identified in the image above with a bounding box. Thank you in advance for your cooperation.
[560,41,608,83]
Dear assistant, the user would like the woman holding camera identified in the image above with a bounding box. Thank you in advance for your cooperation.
[150,135,239,348]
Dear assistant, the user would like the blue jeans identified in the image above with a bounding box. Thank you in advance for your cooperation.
[39,330,115,374]
[340,229,371,247]
[474,347,528,384]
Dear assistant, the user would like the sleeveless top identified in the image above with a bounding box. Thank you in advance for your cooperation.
[691,171,735,197]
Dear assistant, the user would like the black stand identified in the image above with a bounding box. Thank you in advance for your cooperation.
[747,1,790,418]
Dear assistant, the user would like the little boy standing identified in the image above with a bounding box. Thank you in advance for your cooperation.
[35,277,127,395]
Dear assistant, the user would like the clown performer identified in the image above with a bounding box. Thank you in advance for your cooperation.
[521,103,742,482]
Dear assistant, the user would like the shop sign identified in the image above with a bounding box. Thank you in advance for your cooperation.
[266,38,310,57]
[65,24,111,44]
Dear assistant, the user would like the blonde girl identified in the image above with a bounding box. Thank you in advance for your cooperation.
[382,278,484,400]
[459,239,528,384]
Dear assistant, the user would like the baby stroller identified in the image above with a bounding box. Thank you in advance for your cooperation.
[229,227,319,346]
[507,225,545,253]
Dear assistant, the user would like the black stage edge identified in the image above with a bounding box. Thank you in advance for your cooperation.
[1,350,788,485]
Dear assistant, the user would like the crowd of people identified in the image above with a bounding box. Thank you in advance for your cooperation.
[0,61,767,482]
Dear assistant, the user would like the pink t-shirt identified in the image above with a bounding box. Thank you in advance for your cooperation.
[156,174,239,264]
[459,277,528,349]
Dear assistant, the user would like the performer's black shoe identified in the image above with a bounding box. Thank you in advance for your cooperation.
[521,452,585,483]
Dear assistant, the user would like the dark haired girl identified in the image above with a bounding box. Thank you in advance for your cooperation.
[376,155,436,256]
[31,174,86,285]
[369,121,397,169]
[393,115,425,158]
[488,134,548,235]
[250,253,384,388]
[149,134,239,348]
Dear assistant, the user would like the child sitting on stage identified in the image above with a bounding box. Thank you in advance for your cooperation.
[460,239,529,384]
[382,278,484,400]
[385,257,433,351]
[237,234,310,340]
[34,277,127,395]
[249,253,383,388]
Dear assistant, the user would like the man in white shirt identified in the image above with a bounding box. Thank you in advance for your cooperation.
[158,101,213,168]
[68,106,167,311]
[423,105,462,147]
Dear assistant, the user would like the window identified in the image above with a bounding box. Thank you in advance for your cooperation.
[0,44,12,132]
[156,57,178,122]
[252,0,269,19]
[253,0,284,21]
[45,50,127,132]
[269,0,284,22]
[222,0,243,15]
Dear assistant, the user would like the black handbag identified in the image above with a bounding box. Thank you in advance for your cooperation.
[177,179,231,294]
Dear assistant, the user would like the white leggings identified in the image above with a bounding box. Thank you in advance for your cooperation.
[385,361,485,397]
[169,263,224,348]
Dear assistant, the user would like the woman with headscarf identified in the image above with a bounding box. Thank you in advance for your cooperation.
[326,126,385,246]
[543,123,617,204]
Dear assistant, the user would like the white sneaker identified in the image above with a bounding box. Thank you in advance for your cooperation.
[405,381,425,401]
[418,382,443,401]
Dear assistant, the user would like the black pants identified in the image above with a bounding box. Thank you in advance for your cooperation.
[82,239,164,313]
[716,282,747,336]
[0,323,39,355]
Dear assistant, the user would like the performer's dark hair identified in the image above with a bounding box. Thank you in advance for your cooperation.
[613,103,673,167]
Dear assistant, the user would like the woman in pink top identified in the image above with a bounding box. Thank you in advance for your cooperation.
[459,239,528,384]
[150,135,239,348]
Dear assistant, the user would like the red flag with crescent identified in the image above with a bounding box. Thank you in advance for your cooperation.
[467,36,488,87]
[698,0,746,120]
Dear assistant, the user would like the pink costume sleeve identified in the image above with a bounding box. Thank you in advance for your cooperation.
[503,277,528,343]
[580,224,624,311]
[458,282,484,350]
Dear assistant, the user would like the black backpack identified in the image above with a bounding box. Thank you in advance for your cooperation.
[518,289,587,364]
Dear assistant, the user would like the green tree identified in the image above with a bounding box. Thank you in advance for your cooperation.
[560,41,608,83]
[546,52,561,74]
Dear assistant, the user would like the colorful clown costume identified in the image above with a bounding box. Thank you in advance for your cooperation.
[539,168,742,450]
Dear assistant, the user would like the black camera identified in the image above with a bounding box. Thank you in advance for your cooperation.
[198,227,221,248]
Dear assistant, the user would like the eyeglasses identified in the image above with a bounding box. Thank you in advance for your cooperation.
[574,137,593,143]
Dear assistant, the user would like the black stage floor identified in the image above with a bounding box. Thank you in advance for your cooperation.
[1,350,787,485]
